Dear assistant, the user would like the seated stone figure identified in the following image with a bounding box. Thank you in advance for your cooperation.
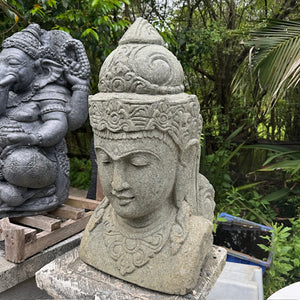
[80,18,215,295]
[0,24,90,217]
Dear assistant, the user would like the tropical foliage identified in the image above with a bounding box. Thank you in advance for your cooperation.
[233,19,300,112]
[259,217,300,297]
[0,1,299,298]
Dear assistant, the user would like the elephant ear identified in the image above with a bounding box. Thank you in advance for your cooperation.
[37,59,64,88]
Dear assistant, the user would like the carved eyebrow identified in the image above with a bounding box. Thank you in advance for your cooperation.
[6,55,23,61]
[96,147,161,161]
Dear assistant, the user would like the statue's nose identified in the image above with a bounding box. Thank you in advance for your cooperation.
[111,162,130,192]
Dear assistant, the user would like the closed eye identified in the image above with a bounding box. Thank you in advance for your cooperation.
[101,158,112,165]
[129,156,150,167]
[98,152,112,165]
[8,58,23,67]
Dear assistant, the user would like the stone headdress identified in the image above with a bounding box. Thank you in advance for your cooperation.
[89,18,212,217]
[2,23,90,79]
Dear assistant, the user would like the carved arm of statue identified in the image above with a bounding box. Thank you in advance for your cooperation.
[64,62,90,131]
[5,111,68,148]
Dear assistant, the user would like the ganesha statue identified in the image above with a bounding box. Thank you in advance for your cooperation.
[0,24,90,218]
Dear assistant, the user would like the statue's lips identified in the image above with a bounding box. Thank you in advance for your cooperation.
[112,193,135,206]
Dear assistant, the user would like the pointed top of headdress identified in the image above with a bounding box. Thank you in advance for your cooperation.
[119,17,164,46]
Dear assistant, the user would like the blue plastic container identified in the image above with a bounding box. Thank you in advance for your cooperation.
[216,213,273,273]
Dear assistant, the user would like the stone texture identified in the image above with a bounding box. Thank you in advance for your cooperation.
[80,17,222,296]
[0,24,90,218]
[36,246,226,300]
[0,232,82,293]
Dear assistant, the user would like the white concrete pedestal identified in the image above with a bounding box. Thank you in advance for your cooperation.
[207,262,263,300]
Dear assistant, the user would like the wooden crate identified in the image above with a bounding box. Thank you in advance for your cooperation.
[0,196,100,263]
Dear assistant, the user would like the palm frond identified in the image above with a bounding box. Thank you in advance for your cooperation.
[233,20,300,111]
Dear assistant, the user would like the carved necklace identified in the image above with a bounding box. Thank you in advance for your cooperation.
[102,205,175,276]
[8,85,38,107]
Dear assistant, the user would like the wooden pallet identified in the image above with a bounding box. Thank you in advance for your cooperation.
[0,196,100,263]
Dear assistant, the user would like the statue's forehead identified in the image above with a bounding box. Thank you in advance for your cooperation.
[0,48,28,58]
[97,143,125,157]
[95,138,166,160]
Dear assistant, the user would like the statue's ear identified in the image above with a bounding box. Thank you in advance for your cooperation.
[174,140,200,213]
[35,59,64,89]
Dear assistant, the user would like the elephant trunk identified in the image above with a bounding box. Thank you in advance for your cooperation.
[0,74,16,115]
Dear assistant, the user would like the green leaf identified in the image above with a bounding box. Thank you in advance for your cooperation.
[259,160,300,174]
[258,243,270,252]
[233,20,300,110]
[235,181,265,191]
[221,143,244,168]
[261,188,291,202]
[92,0,99,7]
[225,125,245,143]
[81,28,99,41]
[217,217,228,223]
[263,151,300,166]
[243,144,292,153]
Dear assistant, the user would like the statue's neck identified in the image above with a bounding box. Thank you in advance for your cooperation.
[114,200,176,234]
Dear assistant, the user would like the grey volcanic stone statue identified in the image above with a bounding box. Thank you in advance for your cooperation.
[0,24,90,218]
[80,18,217,295]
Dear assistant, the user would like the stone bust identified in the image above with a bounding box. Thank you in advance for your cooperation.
[80,18,215,295]
[0,24,90,218]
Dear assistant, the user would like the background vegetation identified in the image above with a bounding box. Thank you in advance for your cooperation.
[0,0,299,297]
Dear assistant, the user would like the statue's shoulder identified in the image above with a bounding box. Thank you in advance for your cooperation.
[164,214,213,293]
[184,214,213,258]
[189,214,213,233]
[32,84,71,103]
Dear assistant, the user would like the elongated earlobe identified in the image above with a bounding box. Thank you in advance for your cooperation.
[174,141,199,214]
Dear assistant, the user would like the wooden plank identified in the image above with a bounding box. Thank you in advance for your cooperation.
[11,215,61,232]
[23,212,92,260]
[36,220,75,239]
[66,196,100,211]
[2,196,97,263]
[0,218,36,243]
[4,229,25,263]
[49,204,85,220]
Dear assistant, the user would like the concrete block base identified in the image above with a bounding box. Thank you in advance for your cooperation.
[207,262,263,300]
[36,246,227,300]
[0,232,82,293]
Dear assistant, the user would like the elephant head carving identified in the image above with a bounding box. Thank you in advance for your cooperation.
[0,24,90,217]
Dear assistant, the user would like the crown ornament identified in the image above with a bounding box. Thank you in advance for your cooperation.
[90,18,202,150]
[98,18,184,95]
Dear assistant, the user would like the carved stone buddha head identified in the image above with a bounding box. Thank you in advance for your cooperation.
[80,18,215,295]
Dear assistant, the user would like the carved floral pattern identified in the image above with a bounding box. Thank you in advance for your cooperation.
[89,98,202,150]
[98,44,184,95]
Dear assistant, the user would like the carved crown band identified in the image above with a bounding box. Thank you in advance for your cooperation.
[89,93,202,151]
